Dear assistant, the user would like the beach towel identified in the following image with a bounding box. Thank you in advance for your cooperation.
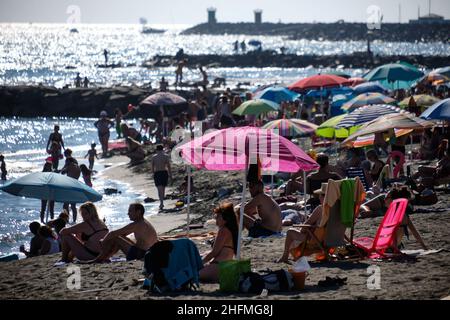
[144,238,203,292]
[340,179,355,228]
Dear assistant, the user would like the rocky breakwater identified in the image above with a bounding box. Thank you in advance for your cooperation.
[143,51,450,69]
[0,85,153,117]
[182,22,450,43]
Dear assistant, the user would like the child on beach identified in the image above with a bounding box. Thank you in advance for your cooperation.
[199,202,238,282]
[84,143,99,170]
[19,222,43,258]
[47,210,70,235]
[0,154,7,180]
[114,108,123,139]
[80,164,93,187]
[38,225,60,255]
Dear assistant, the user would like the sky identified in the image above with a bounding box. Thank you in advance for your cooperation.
[0,0,449,24]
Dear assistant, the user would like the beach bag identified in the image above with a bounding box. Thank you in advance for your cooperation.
[238,269,294,294]
[219,259,251,292]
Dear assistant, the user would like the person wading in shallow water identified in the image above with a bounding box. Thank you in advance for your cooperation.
[151,144,172,211]
[94,111,114,158]
[46,125,65,170]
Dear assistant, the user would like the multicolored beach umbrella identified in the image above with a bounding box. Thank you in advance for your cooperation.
[232,99,279,116]
[430,66,450,79]
[262,119,318,137]
[336,104,402,131]
[341,92,396,112]
[399,95,441,109]
[342,112,435,147]
[347,128,414,148]
[254,87,300,103]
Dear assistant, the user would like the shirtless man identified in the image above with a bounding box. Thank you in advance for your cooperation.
[305,153,342,194]
[90,203,157,262]
[152,144,172,210]
[237,180,282,238]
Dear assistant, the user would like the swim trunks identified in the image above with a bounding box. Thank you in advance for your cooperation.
[154,171,169,187]
[126,245,147,261]
[248,220,278,238]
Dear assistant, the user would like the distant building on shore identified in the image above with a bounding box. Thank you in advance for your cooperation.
[207,7,217,25]
[409,13,450,24]
[254,9,262,24]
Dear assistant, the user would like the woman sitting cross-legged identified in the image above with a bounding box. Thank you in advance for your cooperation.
[59,202,109,262]
[199,202,238,282]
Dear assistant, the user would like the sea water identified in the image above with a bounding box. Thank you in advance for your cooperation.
[0,23,448,88]
[0,117,159,256]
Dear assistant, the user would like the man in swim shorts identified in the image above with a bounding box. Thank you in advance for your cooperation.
[236,180,282,238]
[152,144,172,210]
[90,203,158,262]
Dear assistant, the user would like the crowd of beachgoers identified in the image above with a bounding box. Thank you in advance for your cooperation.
[0,60,449,300]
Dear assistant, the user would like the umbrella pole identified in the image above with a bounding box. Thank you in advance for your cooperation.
[271,173,274,198]
[303,170,308,214]
[410,134,413,161]
[46,201,50,223]
[237,167,248,260]
[186,165,191,237]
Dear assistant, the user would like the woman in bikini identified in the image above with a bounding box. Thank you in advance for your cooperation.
[59,202,109,262]
[199,202,238,282]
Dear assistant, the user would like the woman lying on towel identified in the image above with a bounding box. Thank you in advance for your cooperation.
[199,202,238,282]
[276,183,326,263]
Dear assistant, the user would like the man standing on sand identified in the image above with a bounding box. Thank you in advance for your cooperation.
[152,144,172,210]
[90,203,158,262]
[236,180,282,238]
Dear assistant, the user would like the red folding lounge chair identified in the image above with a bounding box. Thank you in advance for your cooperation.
[353,198,408,259]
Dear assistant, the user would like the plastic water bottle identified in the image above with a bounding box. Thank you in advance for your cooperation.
[260,289,268,297]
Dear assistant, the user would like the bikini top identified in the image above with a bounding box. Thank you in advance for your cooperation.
[81,220,108,242]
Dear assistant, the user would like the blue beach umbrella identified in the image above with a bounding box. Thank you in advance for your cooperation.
[0,172,103,203]
[255,87,300,103]
[353,82,390,95]
[306,86,354,99]
[331,94,354,116]
[363,63,423,90]
[420,98,450,121]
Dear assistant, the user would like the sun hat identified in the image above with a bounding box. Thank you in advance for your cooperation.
[313,182,328,196]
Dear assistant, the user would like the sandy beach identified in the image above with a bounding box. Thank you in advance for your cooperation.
[0,154,449,300]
